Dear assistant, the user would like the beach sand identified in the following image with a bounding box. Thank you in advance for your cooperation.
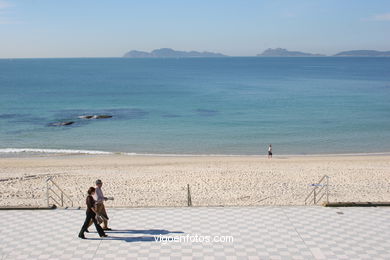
[0,154,389,207]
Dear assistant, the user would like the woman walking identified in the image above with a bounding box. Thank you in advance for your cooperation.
[78,187,107,239]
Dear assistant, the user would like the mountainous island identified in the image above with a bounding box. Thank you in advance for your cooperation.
[257,48,325,57]
[333,50,390,57]
[123,48,390,58]
[123,48,227,58]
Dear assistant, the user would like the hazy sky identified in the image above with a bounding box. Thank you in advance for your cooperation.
[0,0,389,58]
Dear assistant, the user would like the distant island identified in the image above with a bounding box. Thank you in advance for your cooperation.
[333,50,390,57]
[257,48,325,57]
[123,48,227,58]
[123,47,390,58]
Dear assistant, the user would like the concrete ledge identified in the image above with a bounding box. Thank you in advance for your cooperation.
[323,202,390,207]
[0,205,57,210]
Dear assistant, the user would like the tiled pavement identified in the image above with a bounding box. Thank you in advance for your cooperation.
[0,206,389,260]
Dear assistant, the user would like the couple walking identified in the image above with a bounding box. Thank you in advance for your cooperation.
[78,179,112,239]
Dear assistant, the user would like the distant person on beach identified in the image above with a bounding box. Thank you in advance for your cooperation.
[88,179,111,231]
[268,144,272,159]
[78,187,107,239]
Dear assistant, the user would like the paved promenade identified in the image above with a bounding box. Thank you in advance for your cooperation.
[0,206,389,259]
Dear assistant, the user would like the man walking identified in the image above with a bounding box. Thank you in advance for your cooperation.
[89,179,111,230]
[268,144,272,159]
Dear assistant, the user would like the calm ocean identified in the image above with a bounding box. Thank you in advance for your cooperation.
[0,57,389,155]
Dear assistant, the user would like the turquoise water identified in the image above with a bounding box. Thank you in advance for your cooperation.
[0,57,389,155]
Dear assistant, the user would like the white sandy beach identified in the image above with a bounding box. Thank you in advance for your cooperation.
[0,154,389,207]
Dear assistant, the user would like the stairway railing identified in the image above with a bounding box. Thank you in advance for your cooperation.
[46,177,73,208]
[304,175,329,205]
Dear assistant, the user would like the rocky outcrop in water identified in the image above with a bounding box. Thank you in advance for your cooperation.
[48,114,113,127]
[49,121,74,126]
[78,115,113,119]
[93,115,112,119]
[78,115,94,119]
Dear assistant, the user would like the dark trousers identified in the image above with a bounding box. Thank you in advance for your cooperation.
[79,211,105,237]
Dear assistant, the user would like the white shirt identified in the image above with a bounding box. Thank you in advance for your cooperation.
[95,186,105,203]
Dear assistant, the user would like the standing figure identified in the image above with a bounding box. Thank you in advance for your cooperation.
[93,179,111,230]
[78,187,107,239]
[268,144,272,159]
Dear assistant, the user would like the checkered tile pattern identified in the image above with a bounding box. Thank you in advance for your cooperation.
[0,207,389,259]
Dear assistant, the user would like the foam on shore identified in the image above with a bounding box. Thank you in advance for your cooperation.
[0,148,113,155]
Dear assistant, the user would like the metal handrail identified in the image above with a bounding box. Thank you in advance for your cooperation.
[46,177,73,207]
[304,175,329,205]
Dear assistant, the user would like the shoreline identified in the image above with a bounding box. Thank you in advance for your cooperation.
[1,148,390,158]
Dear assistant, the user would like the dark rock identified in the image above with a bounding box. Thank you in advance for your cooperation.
[93,115,112,119]
[78,115,112,119]
[49,121,74,126]
[78,115,94,119]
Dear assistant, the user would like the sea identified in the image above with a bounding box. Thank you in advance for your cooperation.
[0,57,389,156]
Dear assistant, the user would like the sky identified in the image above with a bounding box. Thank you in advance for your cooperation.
[0,0,389,58]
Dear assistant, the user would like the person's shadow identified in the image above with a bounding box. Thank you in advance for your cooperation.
[107,229,184,235]
[88,229,184,243]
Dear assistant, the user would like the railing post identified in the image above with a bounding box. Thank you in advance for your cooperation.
[46,179,50,207]
[313,188,316,204]
[326,176,329,203]
[61,192,64,207]
[187,184,192,207]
